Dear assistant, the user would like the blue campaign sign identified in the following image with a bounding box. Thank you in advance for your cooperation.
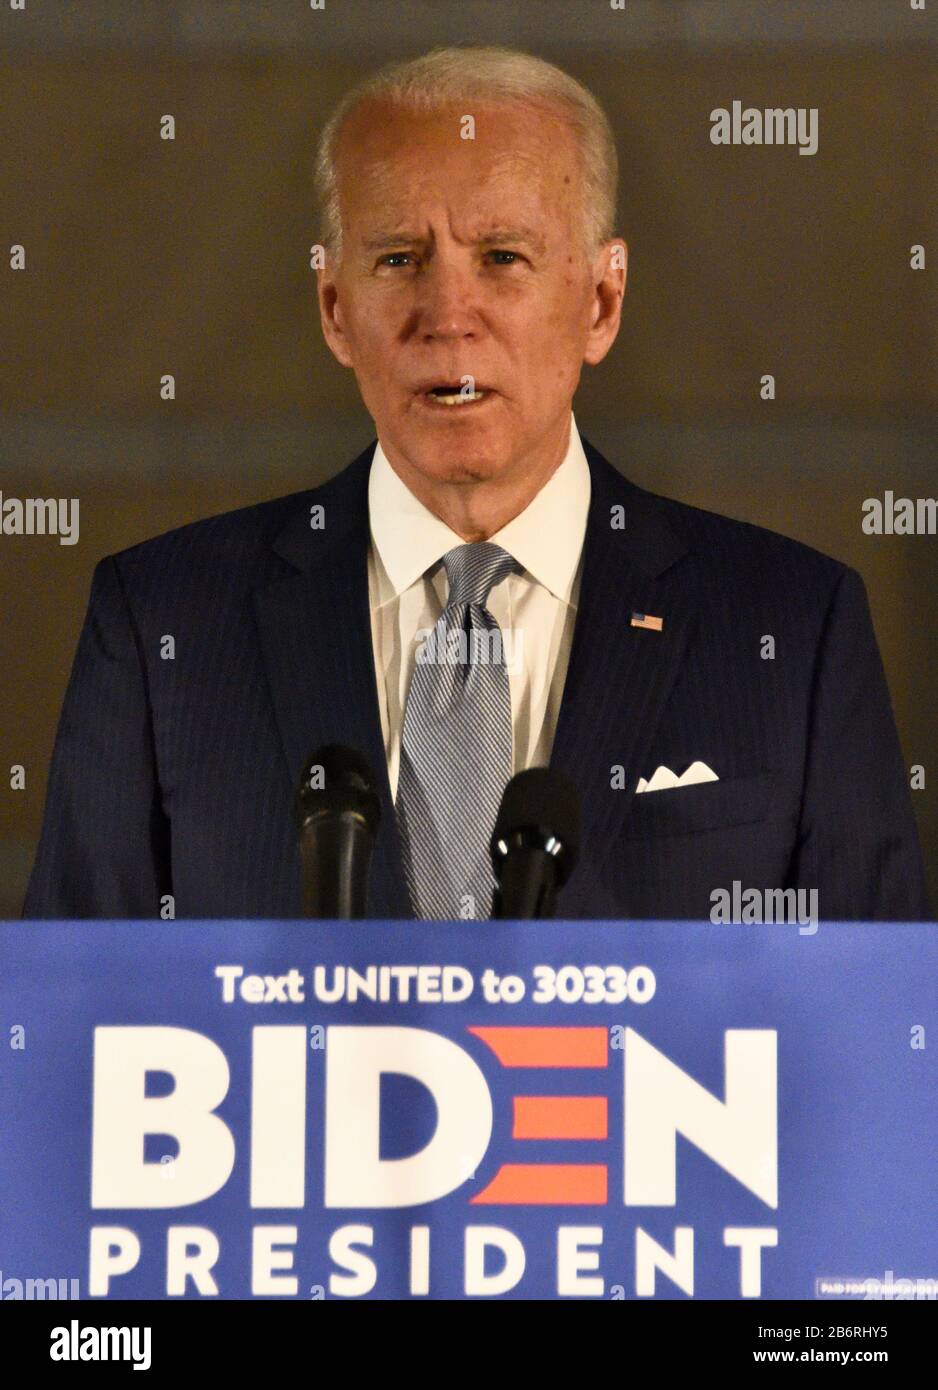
[0,920,935,1301]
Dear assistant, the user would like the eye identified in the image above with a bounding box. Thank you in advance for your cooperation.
[377,252,415,268]
[487,249,523,266]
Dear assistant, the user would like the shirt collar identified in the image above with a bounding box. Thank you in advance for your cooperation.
[368,411,591,607]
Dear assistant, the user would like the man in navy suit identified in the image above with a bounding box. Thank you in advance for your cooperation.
[24,47,930,922]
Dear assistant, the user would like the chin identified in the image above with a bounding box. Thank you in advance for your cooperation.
[417,453,507,485]
[400,431,507,485]
[387,397,518,485]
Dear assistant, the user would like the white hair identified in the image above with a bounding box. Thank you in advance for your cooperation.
[313,45,618,261]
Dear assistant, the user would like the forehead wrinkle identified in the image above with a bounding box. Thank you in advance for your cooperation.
[352,179,559,255]
[339,110,582,253]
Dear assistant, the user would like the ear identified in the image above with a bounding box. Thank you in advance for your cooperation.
[583,238,627,367]
[316,255,355,369]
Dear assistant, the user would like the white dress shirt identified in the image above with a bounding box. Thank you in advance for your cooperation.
[367,411,591,800]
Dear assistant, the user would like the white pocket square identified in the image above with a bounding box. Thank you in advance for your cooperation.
[635,761,719,794]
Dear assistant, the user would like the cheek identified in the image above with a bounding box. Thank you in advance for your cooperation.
[347,315,402,389]
[347,303,389,351]
[341,284,402,347]
[528,279,589,338]
[521,302,588,396]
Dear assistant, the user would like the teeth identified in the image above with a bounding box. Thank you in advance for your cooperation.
[429,390,486,405]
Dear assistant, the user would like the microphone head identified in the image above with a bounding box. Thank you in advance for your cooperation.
[295,744,381,835]
[490,767,581,887]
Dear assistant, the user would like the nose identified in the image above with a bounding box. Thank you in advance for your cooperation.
[413,254,481,342]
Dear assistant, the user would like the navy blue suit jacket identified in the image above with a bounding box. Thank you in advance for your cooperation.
[23,439,932,920]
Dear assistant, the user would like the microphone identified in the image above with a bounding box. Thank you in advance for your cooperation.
[294,744,381,919]
[490,768,581,920]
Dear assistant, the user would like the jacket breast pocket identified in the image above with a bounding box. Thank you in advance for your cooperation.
[622,770,778,839]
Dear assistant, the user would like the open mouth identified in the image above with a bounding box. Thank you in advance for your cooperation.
[419,384,493,407]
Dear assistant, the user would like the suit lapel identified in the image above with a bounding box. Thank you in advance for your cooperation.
[252,447,411,918]
[550,440,698,888]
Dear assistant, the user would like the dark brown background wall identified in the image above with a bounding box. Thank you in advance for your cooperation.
[1,0,935,915]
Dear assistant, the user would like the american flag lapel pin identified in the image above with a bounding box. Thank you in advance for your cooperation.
[630,611,664,632]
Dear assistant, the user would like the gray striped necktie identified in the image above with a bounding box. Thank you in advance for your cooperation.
[396,542,518,920]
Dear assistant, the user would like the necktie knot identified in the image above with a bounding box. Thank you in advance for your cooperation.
[443,542,517,609]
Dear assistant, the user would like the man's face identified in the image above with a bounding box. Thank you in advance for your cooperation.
[317,97,625,489]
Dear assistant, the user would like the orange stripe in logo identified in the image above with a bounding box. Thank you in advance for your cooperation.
[469,1026,608,1068]
[472,1164,607,1205]
[512,1095,608,1140]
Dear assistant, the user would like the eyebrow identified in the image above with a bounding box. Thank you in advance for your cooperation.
[361,227,547,256]
[361,233,424,251]
[477,228,547,255]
